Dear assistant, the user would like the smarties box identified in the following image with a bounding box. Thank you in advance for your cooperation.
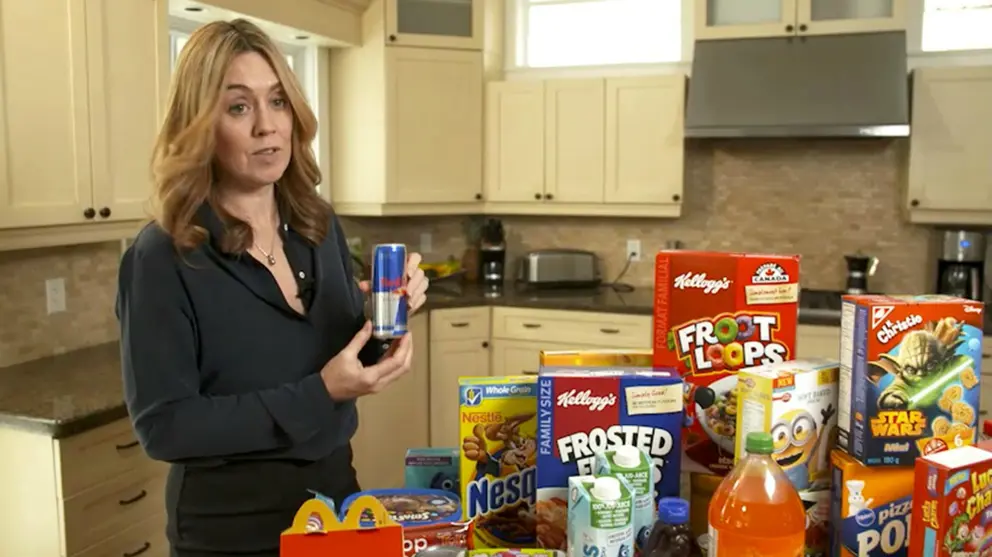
[838,295,985,467]
[910,445,992,557]
[534,367,683,552]
[652,250,800,474]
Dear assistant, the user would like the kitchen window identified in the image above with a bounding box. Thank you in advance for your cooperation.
[921,0,992,52]
[515,0,682,68]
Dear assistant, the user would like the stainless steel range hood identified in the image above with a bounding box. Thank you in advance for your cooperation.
[685,31,910,138]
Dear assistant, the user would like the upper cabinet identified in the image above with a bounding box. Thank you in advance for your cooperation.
[906,66,992,225]
[484,75,685,218]
[384,0,483,50]
[694,0,907,40]
[0,0,167,232]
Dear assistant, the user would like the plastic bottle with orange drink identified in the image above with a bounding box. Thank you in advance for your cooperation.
[706,431,806,557]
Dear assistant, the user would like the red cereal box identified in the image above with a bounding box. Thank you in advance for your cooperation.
[910,445,992,556]
[652,250,800,475]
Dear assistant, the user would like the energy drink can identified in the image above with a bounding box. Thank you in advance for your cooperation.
[371,243,408,339]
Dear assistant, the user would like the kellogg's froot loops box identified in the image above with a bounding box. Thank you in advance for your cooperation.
[910,445,992,557]
[652,250,800,475]
[459,376,539,549]
[838,295,985,467]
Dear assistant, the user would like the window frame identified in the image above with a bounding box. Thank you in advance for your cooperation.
[915,0,992,55]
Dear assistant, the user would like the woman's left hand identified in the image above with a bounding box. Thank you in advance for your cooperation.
[357,252,429,314]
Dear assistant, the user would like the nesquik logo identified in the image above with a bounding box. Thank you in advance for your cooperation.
[673,272,731,294]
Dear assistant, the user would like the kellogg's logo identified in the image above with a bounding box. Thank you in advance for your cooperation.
[673,272,731,294]
[752,263,790,284]
[556,389,617,411]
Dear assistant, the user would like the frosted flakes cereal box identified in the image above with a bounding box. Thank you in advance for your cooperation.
[839,295,985,467]
[459,376,538,548]
[652,250,800,474]
[534,366,683,553]
[911,445,992,557]
[830,449,914,557]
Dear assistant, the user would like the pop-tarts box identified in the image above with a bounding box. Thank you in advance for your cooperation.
[830,449,915,557]
[839,295,984,466]
[534,366,683,553]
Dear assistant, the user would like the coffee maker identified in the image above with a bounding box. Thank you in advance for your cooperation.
[935,230,985,301]
[478,218,506,290]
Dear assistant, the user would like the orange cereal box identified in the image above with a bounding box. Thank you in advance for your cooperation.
[910,445,992,557]
[839,295,985,467]
[652,250,800,474]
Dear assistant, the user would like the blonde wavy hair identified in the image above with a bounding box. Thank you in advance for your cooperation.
[152,19,331,253]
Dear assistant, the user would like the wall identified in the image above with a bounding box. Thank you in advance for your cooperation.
[0,139,934,368]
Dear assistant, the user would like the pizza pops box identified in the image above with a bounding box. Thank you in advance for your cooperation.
[652,250,800,475]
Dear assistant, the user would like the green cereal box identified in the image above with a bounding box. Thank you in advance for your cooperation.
[567,475,635,557]
[595,446,655,551]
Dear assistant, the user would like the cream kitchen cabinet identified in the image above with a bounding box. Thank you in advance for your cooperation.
[352,312,430,489]
[382,0,483,50]
[329,6,484,217]
[906,66,992,226]
[429,307,492,448]
[796,324,840,361]
[0,0,167,241]
[0,419,168,557]
[694,0,906,41]
[484,76,685,218]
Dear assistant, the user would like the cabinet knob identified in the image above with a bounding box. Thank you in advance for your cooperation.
[786,24,794,32]
[798,24,808,32]
[99,207,111,218]
[83,208,96,219]
[672,194,681,202]
[534,193,542,200]
[910,199,920,207]
[388,34,397,42]
[544,193,553,200]
[482,341,489,348]
[474,193,482,200]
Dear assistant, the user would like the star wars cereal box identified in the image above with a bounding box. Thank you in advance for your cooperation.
[830,449,915,557]
[459,376,538,549]
[838,294,985,467]
[735,358,840,557]
[534,366,683,553]
[652,250,800,475]
[910,445,992,557]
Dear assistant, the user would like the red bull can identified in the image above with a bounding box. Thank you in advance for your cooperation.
[371,243,408,339]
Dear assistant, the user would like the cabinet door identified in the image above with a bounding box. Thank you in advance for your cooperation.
[386,48,483,204]
[604,76,685,206]
[384,0,483,50]
[544,80,605,204]
[484,81,545,203]
[352,313,429,490]
[490,340,606,377]
[0,0,93,229]
[907,67,992,220]
[798,0,906,36]
[86,0,168,222]
[429,339,490,448]
[694,0,797,40]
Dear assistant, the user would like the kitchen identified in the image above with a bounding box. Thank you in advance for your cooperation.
[0,0,991,555]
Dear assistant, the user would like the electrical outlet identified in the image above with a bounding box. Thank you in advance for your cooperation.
[420,232,433,254]
[626,239,642,262]
[45,278,66,314]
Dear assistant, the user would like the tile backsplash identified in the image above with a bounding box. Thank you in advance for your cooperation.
[0,139,934,367]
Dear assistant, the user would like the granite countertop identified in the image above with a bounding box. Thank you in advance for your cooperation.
[0,284,845,439]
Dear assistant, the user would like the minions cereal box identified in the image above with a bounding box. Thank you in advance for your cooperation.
[652,250,800,475]
[839,295,985,466]
[830,449,915,557]
[459,376,538,549]
[910,445,992,557]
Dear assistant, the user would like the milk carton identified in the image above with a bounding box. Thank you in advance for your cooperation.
[567,475,635,557]
[596,446,654,553]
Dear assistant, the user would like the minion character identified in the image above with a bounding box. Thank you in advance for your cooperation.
[770,405,835,490]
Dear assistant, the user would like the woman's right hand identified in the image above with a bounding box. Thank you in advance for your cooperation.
[320,321,413,400]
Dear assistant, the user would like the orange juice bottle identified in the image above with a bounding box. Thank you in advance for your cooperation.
[706,431,805,557]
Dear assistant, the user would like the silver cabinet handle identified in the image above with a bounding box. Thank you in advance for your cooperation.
[522,323,542,329]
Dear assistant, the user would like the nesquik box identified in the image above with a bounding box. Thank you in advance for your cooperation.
[652,250,800,474]
[839,295,984,467]
[910,445,992,557]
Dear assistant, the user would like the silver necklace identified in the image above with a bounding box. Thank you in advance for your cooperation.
[253,234,277,266]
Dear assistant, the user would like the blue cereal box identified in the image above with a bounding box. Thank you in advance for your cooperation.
[405,448,459,496]
[534,367,683,553]
[838,294,984,466]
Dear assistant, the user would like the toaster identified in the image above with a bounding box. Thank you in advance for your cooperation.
[515,249,602,288]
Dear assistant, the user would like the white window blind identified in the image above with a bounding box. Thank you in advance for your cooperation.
[520,0,682,68]
[921,0,992,52]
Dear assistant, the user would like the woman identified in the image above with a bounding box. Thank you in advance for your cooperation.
[116,19,428,557]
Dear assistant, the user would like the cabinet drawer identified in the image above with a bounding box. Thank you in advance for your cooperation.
[64,468,167,556]
[492,307,650,348]
[57,419,159,498]
[73,512,168,557]
[430,307,491,341]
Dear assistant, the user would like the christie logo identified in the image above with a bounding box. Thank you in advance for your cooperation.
[752,263,790,284]
[556,389,617,411]
[871,306,895,329]
[673,272,731,294]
